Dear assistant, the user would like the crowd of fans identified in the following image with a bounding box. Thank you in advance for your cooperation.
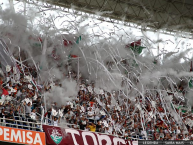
[0,63,42,131]
[0,57,193,141]
[44,64,193,141]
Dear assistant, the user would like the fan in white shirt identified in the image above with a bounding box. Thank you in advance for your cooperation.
[102,119,108,127]
[51,108,58,117]
[105,127,112,134]
[87,107,94,120]
[94,107,101,121]
[115,104,121,111]
[87,86,93,93]
[176,126,181,134]
[80,105,85,114]
[53,117,59,126]
[22,98,32,105]
[30,109,36,120]
[67,101,74,108]
[100,108,106,116]
[64,110,74,119]
[183,134,190,140]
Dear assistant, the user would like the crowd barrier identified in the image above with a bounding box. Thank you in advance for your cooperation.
[0,118,140,145]
[0,117,42,131]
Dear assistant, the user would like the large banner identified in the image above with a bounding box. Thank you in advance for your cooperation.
[43,125,138,145]
[0,126,45,145]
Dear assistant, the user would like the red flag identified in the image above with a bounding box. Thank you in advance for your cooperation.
[2,88,9,96]
[38,37,43,43]
[52,49,61,60]
[126,39,141,48]
[63,39,72,46]
[90,101,94,107]
[16,63,22,74]
[71,55,78,58]
[130,39,141,47]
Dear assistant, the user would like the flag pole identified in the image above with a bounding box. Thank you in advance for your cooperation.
[23,0,26,15]
[9,0,15,12]
[189,61,193,89]
[77,57,79,84]
[43,92,47,124]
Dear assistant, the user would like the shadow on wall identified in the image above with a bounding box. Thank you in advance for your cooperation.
[0,141,24,145]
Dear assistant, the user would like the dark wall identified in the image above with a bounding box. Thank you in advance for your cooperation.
[0,141,25,145]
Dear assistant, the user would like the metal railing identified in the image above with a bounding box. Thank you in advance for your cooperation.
[0,117,42,131]
[0,115,147,141]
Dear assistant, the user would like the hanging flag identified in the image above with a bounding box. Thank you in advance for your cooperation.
[42,38,47,55]
[29,36,42,48]
[131,60,139,67]
[38,37,43,43]
[67,35,81,60]
[51,49,60,60]
[189,61,193,88]
[130,39,141,47]
[126,39,141,48]
[63,39,72,46]
[76,36,81,44]
[68,54,78,59]
[30,79,41,92]
[2,88,9,96]
[126,39,145,54]
[71,55,78,58]
[153,59,157,64]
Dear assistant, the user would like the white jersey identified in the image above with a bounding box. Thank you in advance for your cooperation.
[87,111,94,119]
[53,120,58,126]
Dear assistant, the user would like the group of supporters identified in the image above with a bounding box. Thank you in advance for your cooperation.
[47,83,193,140]
[0,64,42,131]
[44,67,193,141]
[0,59,193,141]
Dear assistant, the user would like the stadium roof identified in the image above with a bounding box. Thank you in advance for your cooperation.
[44,0,193,36]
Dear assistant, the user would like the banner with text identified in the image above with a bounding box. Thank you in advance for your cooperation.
[43,125,138,145]
[0,126,45,145]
